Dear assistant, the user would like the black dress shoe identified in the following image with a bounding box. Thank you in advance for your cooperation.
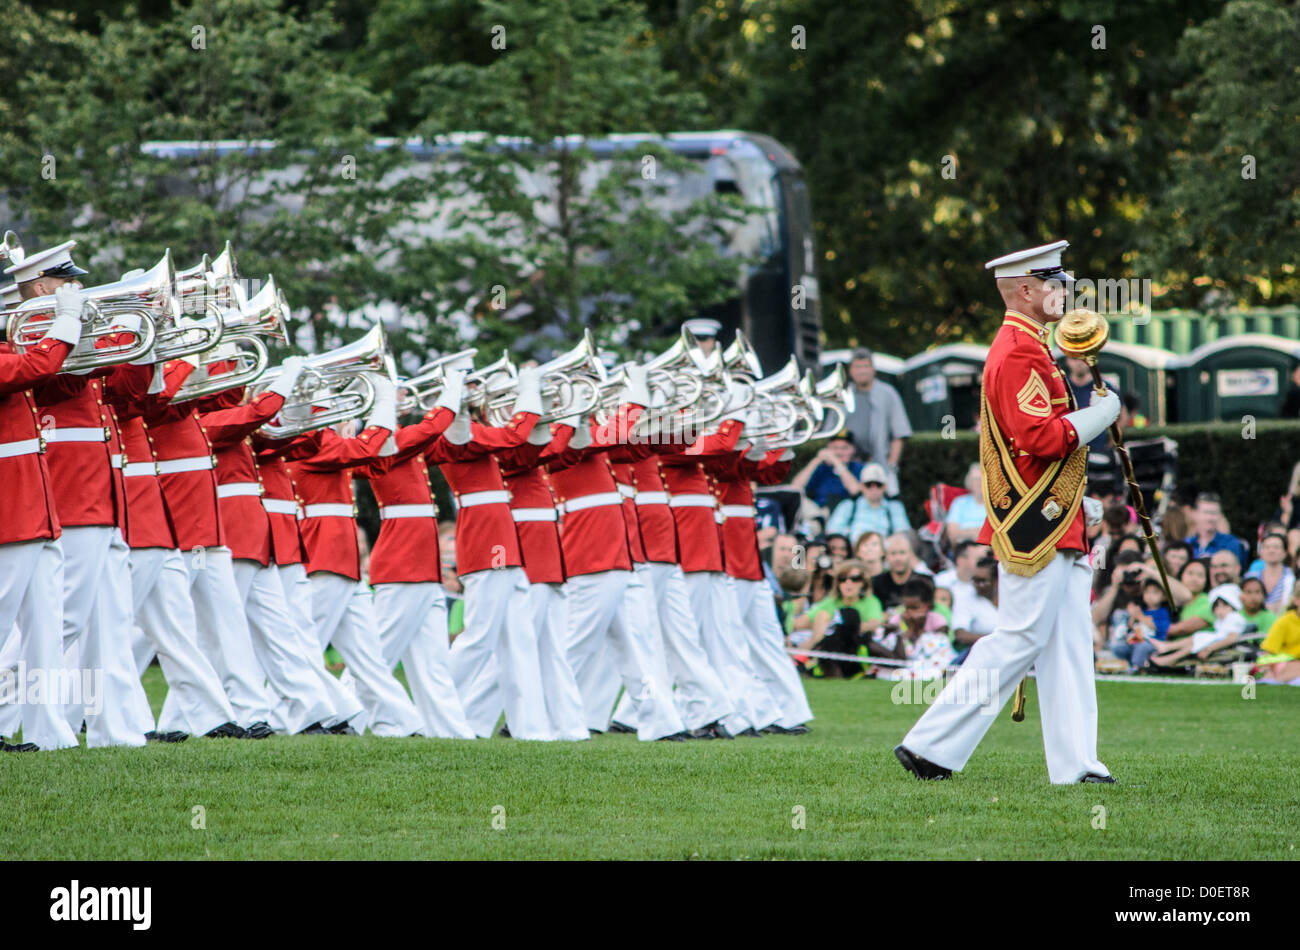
[894,744,953,781]
[588,728,604,736]
[656,731,688,741]
[297,722,331,736]
[784,724,811,735]
[1080,772,1117,784]
[242,721,274,740]
[203,721,246,739]
[707,721,734,740]
[737,726,764,738]
[1,741,39,752]
[145,730,189,743]
[608,721,636,734]
[498,725,512,738]
[328,722,359,736]
[685,726,717,740]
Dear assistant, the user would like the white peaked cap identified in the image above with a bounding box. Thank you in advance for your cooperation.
[3,239,88,283]
[984,239,1074,282]
[682,317,722,339]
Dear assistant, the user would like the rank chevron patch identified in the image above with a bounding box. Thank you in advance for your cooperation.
[1016,370,1052,418]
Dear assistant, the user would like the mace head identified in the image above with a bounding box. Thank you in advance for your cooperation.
[1056,308,1110,360]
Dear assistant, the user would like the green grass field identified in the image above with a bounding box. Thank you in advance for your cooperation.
[2,670,1296,860]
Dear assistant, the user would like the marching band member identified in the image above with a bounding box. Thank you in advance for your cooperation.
[492,416,589,741]
[545,368,688,741]
[144,359,279,737]
[285,377,425,736]
[120,353,243,739]
[0,257,85,752]
[658,400,782,737]
[440,367,558,740]
[709,441,813,733]
[18,243,159,747]
[197,362,361,735]
[355,372,474,739]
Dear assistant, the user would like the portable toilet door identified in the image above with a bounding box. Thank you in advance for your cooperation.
[899,344,990,432]
[1176,334,1300,423]
[1092,340,1180,426]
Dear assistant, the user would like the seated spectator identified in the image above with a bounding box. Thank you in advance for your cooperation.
[1091,550,1148,650]
[1208,548,1242,589]
[1186,492,1247,568]
[873,532,927,610]
[1160,504,1189,550]
[1120,391,1147,428]
[1149,584,1247,667]
[1274,461,1300,558]
[788,433,864,511]
[1160,540,1193,579]
[951,554,999,663]
[825,462,910,544]
[933,540,988,617]
[1164,557,1214,640]
[1245,532,1295,614]
[1093,500,1139,567]
[1258,584,1300,684]
[877,577,955,681]
[824,533,852,564]
[1112,578,1171,671]
[770,532,800,574]
[777,566,813,639]
[1239,576,1276,635]
[1113,535,1145,561]
[941,463,986,549]
[795,560,885,675]
[853,530,885,577]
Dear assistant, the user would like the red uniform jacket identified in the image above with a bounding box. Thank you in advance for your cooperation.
[976,310,1086,556]
[34,364,150,532]
[117,364,191,550]
[498,424,574,585]
[0,338,72,545]
[546,406,643,578]
[252,436,307,567]
[286,425,394,580]
[658,418,743,573]
[356,408,455,585]
[707,448,792,581]
[630,453,678,565]
[430,411,536,577]
[199,387,288,565]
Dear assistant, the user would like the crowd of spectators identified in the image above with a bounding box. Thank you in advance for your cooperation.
[756,347,1300,686]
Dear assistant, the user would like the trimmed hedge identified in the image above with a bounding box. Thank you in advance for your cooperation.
[794,421,1300,544]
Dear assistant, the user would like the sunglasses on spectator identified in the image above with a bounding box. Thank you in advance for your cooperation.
[842,574,866,583]
[864,482,884,488]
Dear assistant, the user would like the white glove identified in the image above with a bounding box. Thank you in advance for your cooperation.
[619,364,651,408]
[1083,496,1103,526]
[1064,388,1120,446]
[46,283,85,346]
[513,366,543,416]
[744,441,766,461]
[365,375,397,433]
[266,356,307,399]
[146,364,166,395]
[443,409,472,445]
[568,420,593,449]
[435,368,468,413]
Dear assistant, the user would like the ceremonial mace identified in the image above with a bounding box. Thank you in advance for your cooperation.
[1009,309,1177,723]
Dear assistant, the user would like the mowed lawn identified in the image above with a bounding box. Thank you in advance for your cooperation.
[2,670,1296,860]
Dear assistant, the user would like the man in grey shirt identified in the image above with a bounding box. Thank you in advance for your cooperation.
[844,347,912,497]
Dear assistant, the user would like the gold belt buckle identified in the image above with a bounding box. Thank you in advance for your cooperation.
[1042,499,1062,521]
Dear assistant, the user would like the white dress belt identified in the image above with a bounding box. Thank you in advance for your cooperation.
[457,490,510,508]
[634,491,669,506]
[123,461,156,477]
[217,482,262,499]
[512,507,558,523]
[43,426,107,443]
[616,483,635,498]
[380,504,436,520]
[302,503,354,519]
[669,494,717,509]
[720,504,756,518]
[0,438,41,459]
[155,456,214,474]
[262,498,298,516]
[562,491,622,514]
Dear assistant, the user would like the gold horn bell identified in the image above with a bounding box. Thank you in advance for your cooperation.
[1055,309,1109,362]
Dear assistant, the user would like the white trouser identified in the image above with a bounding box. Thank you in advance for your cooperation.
[128,547,235,736]
[183,546,277,729]
[279,562,366,732]
[61,526,153,747]
[733,577,813,728]
[902,551,1108,784]
[450,568,553,740]
[0,540,79,750]
[681,571,766,734]
[232,560,339,734]
[566,569,685,741]
[311,572,422,737]
[373,582,474,739]
[614,562,734,731]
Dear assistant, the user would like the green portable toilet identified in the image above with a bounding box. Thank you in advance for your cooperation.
[819,348,903,390]
[898,344,989,433]
[1051,340,1179,426]
[1176,334,1300,423]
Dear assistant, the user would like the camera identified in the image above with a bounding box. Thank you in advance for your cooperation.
[1121,568,1142,584]
[816,555,833,570]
